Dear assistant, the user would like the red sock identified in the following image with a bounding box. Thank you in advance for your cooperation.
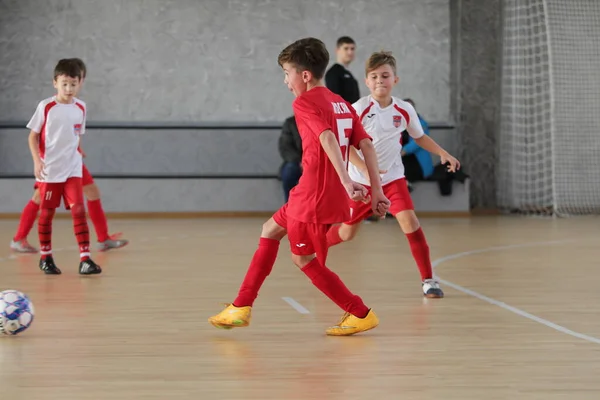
[71,204,91,261]
[301,258,369,318]
[326,224,344,248]
[406,227,433,280]
[233,238,280,307]
[87,199,109,242]
[38,208,55,259]
[13,200,40,242]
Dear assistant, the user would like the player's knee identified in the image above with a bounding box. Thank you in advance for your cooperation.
[83,183,100,200]
[40,207,55,219]
[70,203,86,217]
[291,253,314,269]
[339,224,358,241]
[31,189,41,204]
[396,210,420,233]
[260,218,286,241]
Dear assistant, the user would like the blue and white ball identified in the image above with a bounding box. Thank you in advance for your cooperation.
[0,290,35,336]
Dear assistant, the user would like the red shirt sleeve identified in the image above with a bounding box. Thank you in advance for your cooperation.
[292,96,332,137]
[349,107,372,148]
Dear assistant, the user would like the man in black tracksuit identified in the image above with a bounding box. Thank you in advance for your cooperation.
[325,36,360,104]
[278,116,302,202]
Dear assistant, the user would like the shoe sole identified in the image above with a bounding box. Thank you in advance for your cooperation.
[11,248,39,254]
[326,322,379,336]
[98,242,129,252]
[208,319,249,330]
[424,292,444,298]
[42,270,62,275]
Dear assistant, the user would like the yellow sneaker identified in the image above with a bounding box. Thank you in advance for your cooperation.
[325,309,379,336]
[208,304,252,330]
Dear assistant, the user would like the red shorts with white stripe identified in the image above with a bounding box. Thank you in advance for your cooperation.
[346,178,414,225]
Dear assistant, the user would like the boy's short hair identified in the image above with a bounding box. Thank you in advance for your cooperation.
[277,37,329,80]
[336,36,355,47]
[365,51,397,76]
[70,58,87,79]
[53,59,81,81]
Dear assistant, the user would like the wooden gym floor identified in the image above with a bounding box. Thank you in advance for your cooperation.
[0,215,599,399]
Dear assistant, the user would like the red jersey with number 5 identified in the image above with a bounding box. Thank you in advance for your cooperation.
[287,86,372,224]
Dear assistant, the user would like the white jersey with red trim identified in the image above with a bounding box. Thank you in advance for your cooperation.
[349,95,424,186]
[26,96,86,183]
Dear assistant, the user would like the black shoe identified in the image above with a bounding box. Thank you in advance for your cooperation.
[79,258,102,275]
[39,255,61,275]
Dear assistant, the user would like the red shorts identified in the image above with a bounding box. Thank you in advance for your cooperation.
[33,164,94,190]
[38,177,84,210]
[273,203,331,263]
[81,164,94,186]
[347,178,414,225]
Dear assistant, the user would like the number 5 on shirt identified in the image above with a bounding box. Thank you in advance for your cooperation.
[336,118,352,163]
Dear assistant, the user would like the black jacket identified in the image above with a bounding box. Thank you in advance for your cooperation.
[278,116,302,164]
[325,63,360,104]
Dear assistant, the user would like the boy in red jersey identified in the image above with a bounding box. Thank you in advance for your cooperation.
[209,37,390,336]
[27,59,101,275]
[10,58,128,254]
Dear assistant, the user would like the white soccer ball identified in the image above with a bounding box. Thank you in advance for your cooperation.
[0,290,35,336]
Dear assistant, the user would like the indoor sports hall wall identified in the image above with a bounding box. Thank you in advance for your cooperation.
[0,0,451,122]
[453,0,501,210]
[0,0,501,212]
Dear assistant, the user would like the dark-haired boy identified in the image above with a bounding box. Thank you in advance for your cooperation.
[209,38,389,336]
[27,59,101,275]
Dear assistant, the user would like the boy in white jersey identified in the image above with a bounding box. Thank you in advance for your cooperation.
[325,51,460,298]
[27,59,101,275]
[10,58,128,254]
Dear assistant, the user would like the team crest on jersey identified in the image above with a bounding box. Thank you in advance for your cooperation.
[73,124,82,136]
[393,115,402,128]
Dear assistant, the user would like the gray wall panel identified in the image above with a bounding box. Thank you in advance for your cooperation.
[0,0,451,123]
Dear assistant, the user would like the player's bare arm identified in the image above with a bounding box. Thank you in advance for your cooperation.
[358,138,390,216]
[27,130,44,180]
[413,135,461,173]
[319,129,368,202]
[349,146,387,183]
[348,146,366,172]
[78,140,87,158]
[77,133,85,157]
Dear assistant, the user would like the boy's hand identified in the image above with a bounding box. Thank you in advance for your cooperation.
[344,181,369,202]
[441,152,460,173]
[34,160,45,181]
[370,189,390,217]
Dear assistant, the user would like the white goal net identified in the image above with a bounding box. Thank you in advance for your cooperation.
[497,0,600,216]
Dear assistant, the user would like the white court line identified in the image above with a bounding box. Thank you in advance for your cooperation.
[432,239,600,345]
[282,297,311,314]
